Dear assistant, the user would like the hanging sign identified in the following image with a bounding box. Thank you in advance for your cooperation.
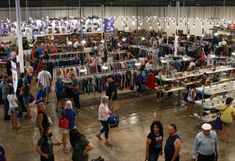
[104,18,115,34]
[11,61,18,94]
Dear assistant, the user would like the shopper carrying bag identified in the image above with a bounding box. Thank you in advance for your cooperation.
[59,100,77,152]
[219,97,235,143]
[96,95,112,146]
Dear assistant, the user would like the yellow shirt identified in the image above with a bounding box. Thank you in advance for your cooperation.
[220,104,235,123]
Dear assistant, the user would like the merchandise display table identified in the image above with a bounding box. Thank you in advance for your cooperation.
[156,66,235,82]
[196,81,235,95]
[155,86,185,109]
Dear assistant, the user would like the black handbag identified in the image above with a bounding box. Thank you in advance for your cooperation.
[91,156,104,161]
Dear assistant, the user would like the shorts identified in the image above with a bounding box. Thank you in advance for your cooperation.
[63,129,69,134]
[222,121,232,128]
[9,107,17,113]
[56,94,64,100]
[44,87,51,95]
[23,96,30,105]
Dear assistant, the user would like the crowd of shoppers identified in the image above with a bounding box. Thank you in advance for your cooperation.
[0,55,233,161]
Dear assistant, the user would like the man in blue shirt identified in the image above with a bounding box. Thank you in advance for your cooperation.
[192,123,219,161]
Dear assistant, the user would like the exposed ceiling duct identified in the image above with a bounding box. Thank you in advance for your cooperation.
[0,0,235,8]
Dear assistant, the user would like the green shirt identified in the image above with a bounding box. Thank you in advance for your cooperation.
[37,137,54,155]
[71,79,80,95]
[72,137,89,161]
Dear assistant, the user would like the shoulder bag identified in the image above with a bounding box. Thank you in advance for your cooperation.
[212,104,230,130]
[58,110,69,129]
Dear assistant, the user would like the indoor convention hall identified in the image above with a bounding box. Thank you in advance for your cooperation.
[0,0,235,161]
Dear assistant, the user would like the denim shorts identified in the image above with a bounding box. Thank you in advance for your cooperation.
[23,96,30,105]
[44,87,51,94]
[9,107,17,113]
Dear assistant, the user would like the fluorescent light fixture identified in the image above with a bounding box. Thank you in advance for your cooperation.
[81,40,86,45]
[122,37,127,41]
[135,62,141,67]
[102,63,109,70]
[67,41,72,45]
[80,66,87,73]
[132,21,136,25]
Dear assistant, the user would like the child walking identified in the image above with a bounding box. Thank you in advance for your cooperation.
[7,86,21,129]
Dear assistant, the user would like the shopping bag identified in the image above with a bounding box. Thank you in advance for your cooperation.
[59,110,69,129]
[58,117,69,129]
[107,114,119,128]
[212,117,222,130]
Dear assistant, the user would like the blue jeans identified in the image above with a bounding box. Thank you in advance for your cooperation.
[149,152,159,161]
[137,84,144,94]
[100,121,109,139]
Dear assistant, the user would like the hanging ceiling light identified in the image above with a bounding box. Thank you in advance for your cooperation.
[81,40,86,45]
[122,37,127,41]
[132,20,136,26]
[80,66,87,73]
[135,62,141,67]
[102,63,109,70]
[125,24,128,31]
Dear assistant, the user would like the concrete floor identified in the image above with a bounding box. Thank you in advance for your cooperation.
[0,93,235,161]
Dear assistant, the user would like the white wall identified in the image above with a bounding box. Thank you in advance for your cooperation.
[0,6,234,36]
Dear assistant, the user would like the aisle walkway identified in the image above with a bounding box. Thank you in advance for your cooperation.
[0,94,234,161]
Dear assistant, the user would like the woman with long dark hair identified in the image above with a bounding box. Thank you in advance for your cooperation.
[36,128,62,161]
[145,121,164,161]
[69,129,93,161]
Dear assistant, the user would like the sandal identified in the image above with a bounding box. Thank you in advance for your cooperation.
[96,134,102,140]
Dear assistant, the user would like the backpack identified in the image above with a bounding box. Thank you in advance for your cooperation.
[136,74,144,85]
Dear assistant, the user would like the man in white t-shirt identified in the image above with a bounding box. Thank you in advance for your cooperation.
[37,66,52,103]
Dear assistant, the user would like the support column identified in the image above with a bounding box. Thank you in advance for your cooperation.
[15,0,24,73]
[174,1,180,57]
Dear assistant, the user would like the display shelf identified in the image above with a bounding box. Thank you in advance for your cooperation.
[194,112,218,123]
[195,98,222,110]
[196,81,235,95]
[161,86,185,93]
[156,66,235,82]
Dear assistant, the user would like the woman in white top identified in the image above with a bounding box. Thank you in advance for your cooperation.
[7,86,21,129]
[96,95,111,145]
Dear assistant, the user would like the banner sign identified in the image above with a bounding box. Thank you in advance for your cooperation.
[104,18,115,34]
[11,61,18,94]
